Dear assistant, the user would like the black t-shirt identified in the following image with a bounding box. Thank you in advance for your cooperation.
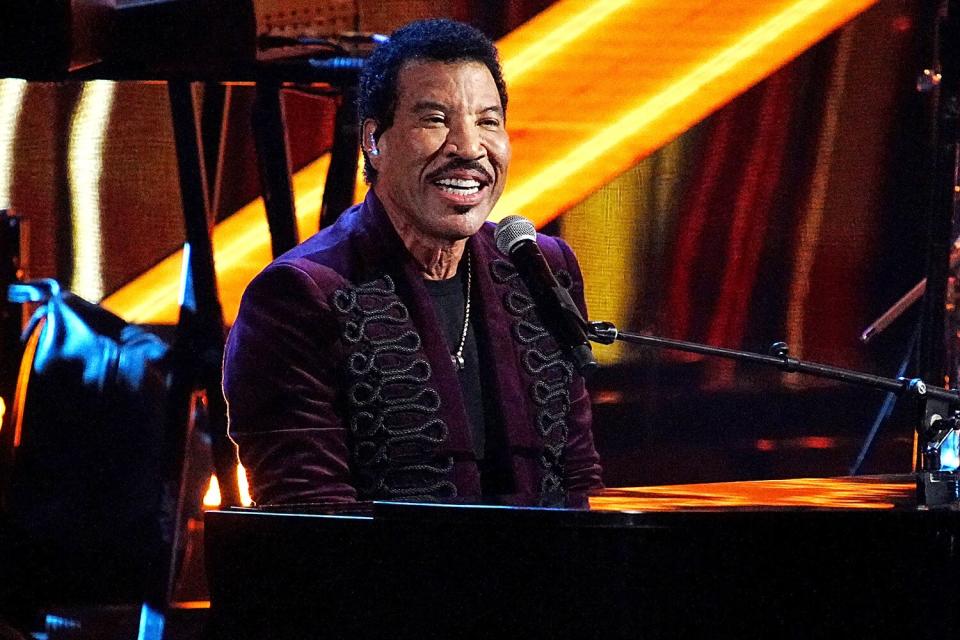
[422,267,486,460]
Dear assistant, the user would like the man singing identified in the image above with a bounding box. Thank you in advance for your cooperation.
[223,18,602,507]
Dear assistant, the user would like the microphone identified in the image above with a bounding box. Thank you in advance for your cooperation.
[494,215,598,376]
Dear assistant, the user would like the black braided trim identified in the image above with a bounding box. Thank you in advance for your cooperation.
[490,260,521,284]
[333,274,456,501]
[554,269,574,290]
[490,259,574,506]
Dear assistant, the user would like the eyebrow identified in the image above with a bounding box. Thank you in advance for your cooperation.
[412,100,448,113]
[411,101,504,117]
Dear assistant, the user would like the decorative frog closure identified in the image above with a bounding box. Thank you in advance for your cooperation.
[490,260,574,506]
[333,275,456,501]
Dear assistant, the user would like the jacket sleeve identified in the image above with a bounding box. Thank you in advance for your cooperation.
[222,262,356,504]
[554,238,605,495]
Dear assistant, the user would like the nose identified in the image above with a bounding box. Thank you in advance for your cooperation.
[444,120,484,159]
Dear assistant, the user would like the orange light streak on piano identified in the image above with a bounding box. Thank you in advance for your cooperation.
[590,476,916,512]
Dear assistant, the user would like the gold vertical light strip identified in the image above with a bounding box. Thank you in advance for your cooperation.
[0,78,28,208]
[562,166,649,365]
[783,27,854,383]
[0,79,28,440]
[67,80,116,302]
[557,129,691,366]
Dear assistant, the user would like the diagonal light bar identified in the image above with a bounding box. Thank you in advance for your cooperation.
[501,0,636,81]
[493,0,878,224]
[105,0,876,324]
[101,154,329,323]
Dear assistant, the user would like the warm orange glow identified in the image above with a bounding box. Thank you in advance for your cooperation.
[102,0,878,323]
[493,0,878,225]
[11,316,44,448]
[102,154,329,324]
[753,436,839,451]
[500,0,634,83]
[170,601,211,610]
[203,474,221,508]
[237,462,252,506]
[912,430,918,472]
[755,439,776,452]
[799,436,836,450]
[354,150,367,205]
[203,464,253,508]
[592,390,624,405]
[590,476,915,512]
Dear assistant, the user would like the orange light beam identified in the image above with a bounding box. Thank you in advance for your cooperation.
[102,154,330,324]
[500,0,636,82]
[103,0,878,324]
[493,0,878,223]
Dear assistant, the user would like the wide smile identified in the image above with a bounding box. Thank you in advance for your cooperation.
[424,159,497,209]
[433,177,483,196]
[429,173,493,207]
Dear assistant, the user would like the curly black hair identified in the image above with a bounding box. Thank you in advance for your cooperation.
[357,18,508,184]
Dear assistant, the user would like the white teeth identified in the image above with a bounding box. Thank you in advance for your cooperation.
[435,178,481,189]
[438,185,479,195]
[433,177,483,196]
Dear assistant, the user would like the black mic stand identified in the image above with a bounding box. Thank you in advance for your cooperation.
[587,320,960,508]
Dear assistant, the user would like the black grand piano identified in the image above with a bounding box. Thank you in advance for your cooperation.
[205,475,960,639]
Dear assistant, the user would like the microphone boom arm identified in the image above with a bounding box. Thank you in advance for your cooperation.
[587,320,960,486]
[590,321,934,395]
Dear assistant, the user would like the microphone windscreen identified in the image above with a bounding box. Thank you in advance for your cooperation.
[494,215,537,255]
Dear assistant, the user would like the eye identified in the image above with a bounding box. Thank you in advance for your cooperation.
[422,114,446,126]
[479,116,502,128]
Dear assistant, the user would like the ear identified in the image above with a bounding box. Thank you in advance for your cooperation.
[362,119,381,167]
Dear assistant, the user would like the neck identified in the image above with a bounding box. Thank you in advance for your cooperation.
[412,242,466,280]
[382,205,466,280]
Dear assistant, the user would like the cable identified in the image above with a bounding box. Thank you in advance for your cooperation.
[849,319,921,475]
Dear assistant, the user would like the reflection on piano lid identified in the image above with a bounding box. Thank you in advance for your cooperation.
[589,474,918,512]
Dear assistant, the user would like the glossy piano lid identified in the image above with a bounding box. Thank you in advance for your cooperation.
[589,474,919,512]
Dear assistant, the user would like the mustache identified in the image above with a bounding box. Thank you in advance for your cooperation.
[425,159,493,184]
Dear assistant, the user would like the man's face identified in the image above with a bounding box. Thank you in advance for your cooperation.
[367,59,511,243]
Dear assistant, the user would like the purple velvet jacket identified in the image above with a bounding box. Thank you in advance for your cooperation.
[223,192,603,506]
